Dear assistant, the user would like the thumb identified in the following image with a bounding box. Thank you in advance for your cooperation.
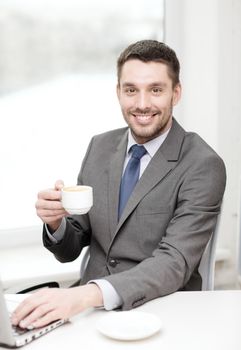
[55,179,64,191]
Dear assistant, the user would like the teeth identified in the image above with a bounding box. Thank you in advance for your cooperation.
[136,115,152,119]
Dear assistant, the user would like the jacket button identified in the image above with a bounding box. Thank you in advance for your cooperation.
[109,258,118,267]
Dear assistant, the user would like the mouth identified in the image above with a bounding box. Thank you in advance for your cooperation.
[131,112,159,125]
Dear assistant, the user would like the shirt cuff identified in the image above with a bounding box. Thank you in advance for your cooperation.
[88,279,123,310]
[45,218,66,243]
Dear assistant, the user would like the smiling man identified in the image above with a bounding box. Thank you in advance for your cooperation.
[12,40,226,329]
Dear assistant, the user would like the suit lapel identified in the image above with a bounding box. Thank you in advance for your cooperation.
[113,118,186,235]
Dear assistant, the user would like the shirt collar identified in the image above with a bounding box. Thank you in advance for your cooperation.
[126,127,171,158]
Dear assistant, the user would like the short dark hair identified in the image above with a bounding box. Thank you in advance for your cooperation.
[117,40,180,87]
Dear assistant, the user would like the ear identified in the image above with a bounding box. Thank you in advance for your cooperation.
[172,83,182,106]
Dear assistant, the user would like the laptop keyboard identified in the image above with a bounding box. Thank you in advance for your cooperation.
[8,311,30,336]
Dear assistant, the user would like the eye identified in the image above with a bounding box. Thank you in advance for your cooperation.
[124,87,136,95]
[152,87,162,94]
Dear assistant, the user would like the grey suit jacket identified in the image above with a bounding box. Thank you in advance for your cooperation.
[43,118,226,310]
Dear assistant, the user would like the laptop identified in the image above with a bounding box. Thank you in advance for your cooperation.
[0,282,67,348]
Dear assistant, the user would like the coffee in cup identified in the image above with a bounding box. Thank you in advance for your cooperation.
[61,185,93,215]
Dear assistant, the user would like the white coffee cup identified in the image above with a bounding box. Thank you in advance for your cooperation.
[61,185,93,215]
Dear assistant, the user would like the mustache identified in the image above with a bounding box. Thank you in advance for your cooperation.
[130,108,160,114]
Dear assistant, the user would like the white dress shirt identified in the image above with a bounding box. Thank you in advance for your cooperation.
[46,126,170,310]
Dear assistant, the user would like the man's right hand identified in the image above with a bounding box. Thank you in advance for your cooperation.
[35,180,67,232]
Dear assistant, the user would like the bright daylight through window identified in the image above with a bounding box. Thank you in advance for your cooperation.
[0,0,164,231]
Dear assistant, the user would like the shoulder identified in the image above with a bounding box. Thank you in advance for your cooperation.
[93,127,128,142]
[165,119,225,170]
[171,119,226,183]
[181,132,226,194]
[172,118,223,161]
[184,131,224,166]
[90,127,128,151]
[82,127,128,165]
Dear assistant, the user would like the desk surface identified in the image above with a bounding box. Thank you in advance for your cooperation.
[2,290,241,350]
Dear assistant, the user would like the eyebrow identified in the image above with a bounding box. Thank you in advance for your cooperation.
[121,81,168,88]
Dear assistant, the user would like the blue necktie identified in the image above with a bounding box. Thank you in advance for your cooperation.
[118,144,147,219]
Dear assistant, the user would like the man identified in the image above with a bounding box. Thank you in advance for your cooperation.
[12,40,226,329]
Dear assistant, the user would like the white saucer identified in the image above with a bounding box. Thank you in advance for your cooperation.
[96,311,162,341]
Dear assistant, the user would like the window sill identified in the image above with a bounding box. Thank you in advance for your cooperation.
[0,225,43,248]
[0,242,83,291]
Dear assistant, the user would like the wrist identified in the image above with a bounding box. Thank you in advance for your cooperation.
[81,284,103,309]
[47,220,62,233]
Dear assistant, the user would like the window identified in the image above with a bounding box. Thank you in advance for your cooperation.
[0,0,164,230]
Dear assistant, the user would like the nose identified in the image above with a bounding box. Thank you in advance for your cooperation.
[135,91,151,111]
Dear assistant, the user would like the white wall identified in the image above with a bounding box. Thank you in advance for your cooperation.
[165,0,241,284]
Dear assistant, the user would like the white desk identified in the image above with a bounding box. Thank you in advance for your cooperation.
[1,290,240,350]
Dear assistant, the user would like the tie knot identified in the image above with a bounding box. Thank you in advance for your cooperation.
[131,144,147,160]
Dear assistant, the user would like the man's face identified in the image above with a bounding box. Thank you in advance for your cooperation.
[117,59,181,144]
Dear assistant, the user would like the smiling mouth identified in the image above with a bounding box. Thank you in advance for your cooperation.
[132,113,158,123]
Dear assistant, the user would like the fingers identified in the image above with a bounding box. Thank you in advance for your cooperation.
[11,293,45,328]
[55,179,64,191]
[11,290,60,329]
[29,310,59,329]
[37,178,65,203]
[37,189,62,201]
[35,198,66,225]
[36,213,66,226]
[20,304,54,329]
[35,180,67,226]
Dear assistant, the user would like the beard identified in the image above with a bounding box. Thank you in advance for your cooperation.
[123,105,173,143]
